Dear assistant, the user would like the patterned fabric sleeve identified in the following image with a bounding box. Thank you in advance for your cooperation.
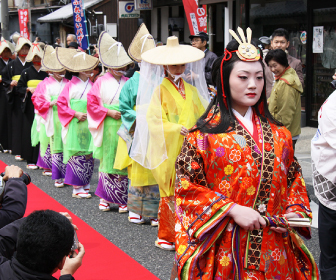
[286,156,312,239]
[175,134,236,241]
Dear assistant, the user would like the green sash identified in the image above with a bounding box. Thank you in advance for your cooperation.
[93,104,127,175]
[63,99,92,163]
[50,96,63,154]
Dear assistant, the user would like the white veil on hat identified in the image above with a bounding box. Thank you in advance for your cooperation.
[130,56,210,170]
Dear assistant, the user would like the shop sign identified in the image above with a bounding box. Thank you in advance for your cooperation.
[134,0,153,10]
[182,0,207,35]
[71,0,89,50]
[18,9,30,40]
[119,1,140,18]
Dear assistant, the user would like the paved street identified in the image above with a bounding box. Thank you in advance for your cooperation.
[0,127,320,279]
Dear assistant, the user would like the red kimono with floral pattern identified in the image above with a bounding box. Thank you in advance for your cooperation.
[174,108,318,280]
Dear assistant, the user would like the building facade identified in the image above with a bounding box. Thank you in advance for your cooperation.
[148,0,336,127]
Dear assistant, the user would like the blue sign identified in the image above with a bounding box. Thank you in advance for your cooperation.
[134,0,153,10]
[71,0,89,50]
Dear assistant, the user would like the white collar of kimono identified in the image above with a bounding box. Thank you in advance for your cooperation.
[19,58,26,66]
[1,58,8,65]
[232,106,253,135]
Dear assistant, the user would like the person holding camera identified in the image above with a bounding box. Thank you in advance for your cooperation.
[0,209,85,280]
[0,165,27,229]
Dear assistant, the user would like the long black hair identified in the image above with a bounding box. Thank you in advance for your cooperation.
[193,39,282,134]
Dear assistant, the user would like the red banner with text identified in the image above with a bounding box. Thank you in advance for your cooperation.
[18,9,30,40]
[182,0,207,35]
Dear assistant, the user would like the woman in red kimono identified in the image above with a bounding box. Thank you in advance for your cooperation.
[173,28,318,280]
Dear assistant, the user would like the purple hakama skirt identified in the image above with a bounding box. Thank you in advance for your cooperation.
[51,152,67,180]
[36,145,52,170]
[95,172,128,205]
[64,154,94,187]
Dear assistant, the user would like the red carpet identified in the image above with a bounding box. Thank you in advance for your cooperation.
[0,160,159,280]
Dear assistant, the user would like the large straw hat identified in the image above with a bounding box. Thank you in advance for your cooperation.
[141,36,204,65]
[42,45,65,72]
[0,39,15,54]
[98,31,133,69]
[56,47,99,72]
[26,42,44,62]
[128,23,155,62]
[12,33,20,44]
[15,37,32,53]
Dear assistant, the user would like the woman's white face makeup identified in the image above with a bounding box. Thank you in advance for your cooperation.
[229,61,264,116]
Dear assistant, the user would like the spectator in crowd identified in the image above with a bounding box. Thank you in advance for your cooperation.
[311,86,336,280]
[265,28,304,97]
[66,34,77,47]
[0,209,84,280]
[265,49,303,150]
[34,37,41,43]
[53,37,63,48]
[188,32,217,86]
[259,36,271,57]
[0,165,27,229]
[68,42,79,50]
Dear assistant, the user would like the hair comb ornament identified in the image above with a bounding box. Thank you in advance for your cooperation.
[229,27,260,61]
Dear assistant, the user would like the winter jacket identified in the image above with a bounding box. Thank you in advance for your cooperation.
[0,219,74,280]
[268,67,303,138]
[0,178,27,229]
[265,54,304,98]
[204,49,217,86]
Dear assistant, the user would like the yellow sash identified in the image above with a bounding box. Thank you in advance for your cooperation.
[27,80,42,88]
[12,75,20,81]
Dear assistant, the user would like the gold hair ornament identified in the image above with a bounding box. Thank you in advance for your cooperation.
[229,27,260,61]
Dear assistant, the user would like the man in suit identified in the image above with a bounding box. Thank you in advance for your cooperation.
[265,28,304,98]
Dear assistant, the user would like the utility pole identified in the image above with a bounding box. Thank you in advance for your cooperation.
[1,0,10,39]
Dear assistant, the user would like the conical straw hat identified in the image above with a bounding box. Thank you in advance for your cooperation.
[98,31,133,69]
[12,33,20,44]
[26,42,44,62]
[141,36,204,65]
[42,45,65,72]
[56,47,99,72]
[128,23,155,62]
[15,37,32,53]
[0,39,15,54]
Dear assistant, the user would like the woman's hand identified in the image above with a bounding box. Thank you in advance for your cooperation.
[10,80,18,87]
[74,112,87,122]
[27,87,35,94]
[270,212,300,234]
[107,110,121,120]
[49,100,57,107]
[228,204,266,231]
[180,126,189,136]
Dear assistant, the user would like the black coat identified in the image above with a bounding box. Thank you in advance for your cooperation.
[0,219,74,280]
[204,49,218,86]
[0,178,27,229]
[1,58,32,156]
[0,58,12,150]
[17,66,48,164]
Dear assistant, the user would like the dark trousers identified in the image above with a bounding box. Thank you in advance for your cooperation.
[292,139,297,151]
[319,202,336,279]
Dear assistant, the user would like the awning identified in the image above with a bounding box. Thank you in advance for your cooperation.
[37,0,103,23]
